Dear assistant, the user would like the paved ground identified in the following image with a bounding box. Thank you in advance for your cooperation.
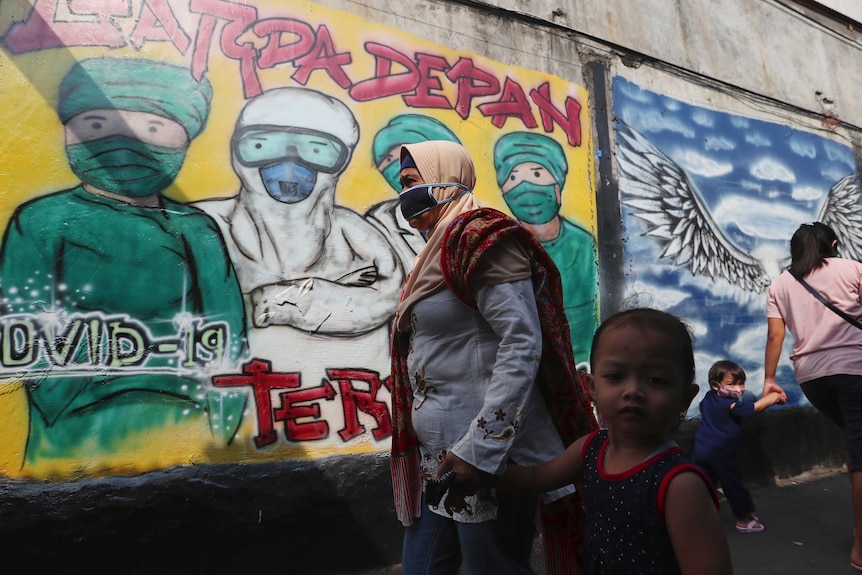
[722,469,853,574]
[353,468,855,574]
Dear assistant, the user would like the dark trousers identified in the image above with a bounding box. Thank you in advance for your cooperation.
[692,442,755,520]
[801,374,862,471]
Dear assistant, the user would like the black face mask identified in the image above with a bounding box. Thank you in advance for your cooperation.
[399,183,471,220]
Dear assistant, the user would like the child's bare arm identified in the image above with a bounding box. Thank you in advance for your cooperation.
[496,434,588,493]
[665,471,733,575]
[753,391,783,412]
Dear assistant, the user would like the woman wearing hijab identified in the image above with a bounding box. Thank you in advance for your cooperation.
[763,222,862,570]
[389,140,596,574]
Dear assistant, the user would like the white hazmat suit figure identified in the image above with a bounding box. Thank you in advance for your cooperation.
[195,87,400,446]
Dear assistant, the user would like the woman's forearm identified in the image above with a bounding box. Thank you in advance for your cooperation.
[764,317,786,379]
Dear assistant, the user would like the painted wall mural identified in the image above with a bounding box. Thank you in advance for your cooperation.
[613,76,861,412]
[0,0,597,479]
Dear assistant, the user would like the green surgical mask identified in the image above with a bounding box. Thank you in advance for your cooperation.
[66,135,187,197]
[503,182,560,224]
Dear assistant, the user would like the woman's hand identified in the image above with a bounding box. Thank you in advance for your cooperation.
[761,378,787,403]
[436,451,495,495]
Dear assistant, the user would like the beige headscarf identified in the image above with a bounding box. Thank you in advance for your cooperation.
[394,141,480,331]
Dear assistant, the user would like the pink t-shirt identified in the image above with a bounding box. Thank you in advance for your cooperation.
[767,258,862,383]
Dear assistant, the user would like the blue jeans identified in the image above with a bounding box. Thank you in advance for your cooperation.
[402,492,537,575]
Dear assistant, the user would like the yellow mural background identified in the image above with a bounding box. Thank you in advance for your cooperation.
[0,0,595,478]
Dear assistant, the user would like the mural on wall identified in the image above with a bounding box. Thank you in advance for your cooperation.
[0,57,249,468]
[493,132,598,362]
[613,76,861,410]
[0,0,597,479]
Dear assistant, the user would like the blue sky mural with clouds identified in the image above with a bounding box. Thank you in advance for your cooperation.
[612,76,858,412]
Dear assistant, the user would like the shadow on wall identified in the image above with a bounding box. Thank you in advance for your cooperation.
[0,453,402,574]
[0,406,847,575]
[675,406,847,488]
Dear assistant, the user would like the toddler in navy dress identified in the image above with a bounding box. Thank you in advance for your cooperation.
[495,308,734,574]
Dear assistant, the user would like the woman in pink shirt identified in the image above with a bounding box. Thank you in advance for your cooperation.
[763,221,862,571]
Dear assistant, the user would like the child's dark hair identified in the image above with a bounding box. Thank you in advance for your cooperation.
[708,360,746,388]
[789,222,839,279]
[589,308,695,387]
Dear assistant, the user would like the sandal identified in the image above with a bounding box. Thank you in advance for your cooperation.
[736,519,765,533]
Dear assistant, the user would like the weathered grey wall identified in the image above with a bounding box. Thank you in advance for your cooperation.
[468,0,862,130]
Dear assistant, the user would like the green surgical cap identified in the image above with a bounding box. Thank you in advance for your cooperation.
[372,114,461,165]
[57,58,212,139]
[493,132,568,188]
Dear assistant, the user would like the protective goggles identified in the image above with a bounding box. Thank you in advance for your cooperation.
[399,183,471,220]
[232,126,349,173]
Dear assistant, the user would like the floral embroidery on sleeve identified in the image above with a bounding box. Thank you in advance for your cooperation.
[477,412,520,441]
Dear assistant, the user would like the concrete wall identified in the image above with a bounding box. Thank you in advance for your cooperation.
[475,0,862,129]
[0,0,858,572]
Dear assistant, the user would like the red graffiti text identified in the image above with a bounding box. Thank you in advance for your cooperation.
[2,0,582,146]
[213,359,392,449]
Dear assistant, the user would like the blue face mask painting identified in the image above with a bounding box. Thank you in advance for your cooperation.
[260,161,317,203]
[399,182,471,220]
[233,126,349,204]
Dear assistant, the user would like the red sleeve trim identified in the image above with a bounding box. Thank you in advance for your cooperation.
[657,463,720,522]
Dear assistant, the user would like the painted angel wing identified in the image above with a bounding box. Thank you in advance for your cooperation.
[616,122,772,293]
[817,174,862,262]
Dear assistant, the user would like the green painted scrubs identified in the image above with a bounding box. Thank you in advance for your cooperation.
[540,218,598,364]
[0,186,247,461]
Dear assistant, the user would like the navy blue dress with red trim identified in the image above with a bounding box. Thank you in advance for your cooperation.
[581,430,718,574]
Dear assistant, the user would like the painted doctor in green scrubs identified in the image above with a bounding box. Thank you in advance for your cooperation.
[494,132,598,364]
[0,58,247,464]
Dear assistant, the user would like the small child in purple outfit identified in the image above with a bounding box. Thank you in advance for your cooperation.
[693,360,784,533]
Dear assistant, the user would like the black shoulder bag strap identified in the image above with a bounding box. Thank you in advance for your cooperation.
[788,269,862,331]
